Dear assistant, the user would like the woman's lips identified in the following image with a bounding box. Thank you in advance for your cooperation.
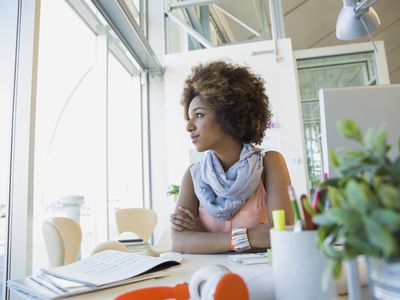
[191,135,199,144]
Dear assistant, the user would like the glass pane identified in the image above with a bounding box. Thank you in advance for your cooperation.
[0,2,16,291]
[32,0,145,273]
[33,0,99,272]
[297,52,377,195]
[165,0,271,53]
[120,0,143,29]
[107,53,143,240]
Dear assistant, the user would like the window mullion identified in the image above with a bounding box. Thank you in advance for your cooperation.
[93,29,109,244]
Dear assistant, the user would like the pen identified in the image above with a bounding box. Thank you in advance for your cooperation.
[288,185,301,221]
[288,185,303,232]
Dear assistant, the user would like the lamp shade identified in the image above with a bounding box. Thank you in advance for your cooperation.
[336,5,380,40]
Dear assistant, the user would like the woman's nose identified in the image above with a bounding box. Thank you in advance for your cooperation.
[186,120,194,132]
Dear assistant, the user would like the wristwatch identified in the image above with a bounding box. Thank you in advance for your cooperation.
[231,227,251,252]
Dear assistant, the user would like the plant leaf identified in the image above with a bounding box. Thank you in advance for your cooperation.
[324,208,360,226]
[322,259,342,290]
[337,119,362,142]
[302,197,317,215]
[345,235,379,257]
[344,180,372,214]
[373,128,390,157]
[364,217,396,256]
[313,214,336,226]
[372,208,400,231]
[364,127,376,151]
[329,150,340,169]
[398,136,400,152]
[393,156,400,181]
[327,187,341,208]
[321,233,343,260]
[378,184,400,210]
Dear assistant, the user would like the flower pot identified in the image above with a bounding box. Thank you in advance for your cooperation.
[367,257,400,300]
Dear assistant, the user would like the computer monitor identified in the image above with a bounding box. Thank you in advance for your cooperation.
[319,84,400,176]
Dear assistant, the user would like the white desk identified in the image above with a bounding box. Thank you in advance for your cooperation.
[67,253,275,300]
[59,254,370,300]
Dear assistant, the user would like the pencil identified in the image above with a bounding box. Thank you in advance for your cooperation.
[288,185,301,221]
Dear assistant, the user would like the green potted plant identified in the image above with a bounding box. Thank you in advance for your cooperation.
[167,184,180,202]
[306,119,400,297]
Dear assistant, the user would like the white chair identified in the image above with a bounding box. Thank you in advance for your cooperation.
[115,208,157,242]
[42,217,82,267]
[91,241,129,255]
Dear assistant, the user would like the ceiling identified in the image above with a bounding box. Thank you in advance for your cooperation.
[210,0,400,84]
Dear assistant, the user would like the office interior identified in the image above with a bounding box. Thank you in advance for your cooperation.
[0,0,399,299]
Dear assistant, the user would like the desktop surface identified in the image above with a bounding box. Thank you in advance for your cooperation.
[56,253,369,300]
[66,253,274,300]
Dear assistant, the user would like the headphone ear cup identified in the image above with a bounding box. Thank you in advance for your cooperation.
[189,265,230,300]
[200,272,225,300]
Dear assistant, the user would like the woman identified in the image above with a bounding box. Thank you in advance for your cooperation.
[170,61,294,253]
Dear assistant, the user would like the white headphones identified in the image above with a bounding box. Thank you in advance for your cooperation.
[189,265,233,300]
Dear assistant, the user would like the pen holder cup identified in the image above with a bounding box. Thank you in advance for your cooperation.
[270,229,334,300]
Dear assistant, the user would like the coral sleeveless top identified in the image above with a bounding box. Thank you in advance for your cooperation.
[198,181,269,233]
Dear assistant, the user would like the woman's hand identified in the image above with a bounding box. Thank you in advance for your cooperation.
[170,207,205,232]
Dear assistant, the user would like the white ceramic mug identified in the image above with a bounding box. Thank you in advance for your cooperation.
[270,229,334,300]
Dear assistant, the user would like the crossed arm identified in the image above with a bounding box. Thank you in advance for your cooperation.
[170,151,294,254]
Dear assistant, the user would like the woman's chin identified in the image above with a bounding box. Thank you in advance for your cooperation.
[194,144,207,152]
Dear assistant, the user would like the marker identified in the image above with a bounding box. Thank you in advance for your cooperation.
[272,210,286,230]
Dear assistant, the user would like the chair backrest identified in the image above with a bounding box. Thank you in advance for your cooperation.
[91,241,129,255]
[43,217,82,267]
[115,208,157,242]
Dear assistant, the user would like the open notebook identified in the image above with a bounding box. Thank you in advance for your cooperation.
[8,250,181,300]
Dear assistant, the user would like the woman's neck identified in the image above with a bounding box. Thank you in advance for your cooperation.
[213,140,242,172]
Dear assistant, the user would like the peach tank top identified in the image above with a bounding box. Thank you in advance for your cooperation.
[198,181,269,233]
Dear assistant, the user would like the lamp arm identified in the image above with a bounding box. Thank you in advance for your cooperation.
[355,0,380,12]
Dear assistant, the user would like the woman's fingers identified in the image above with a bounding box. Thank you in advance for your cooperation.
[170,207,204,231]
[178,206,196,221]
[170,213,194,230]
[171,223,187,231]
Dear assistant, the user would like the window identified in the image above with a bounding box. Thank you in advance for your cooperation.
[107,52,143,240]
[32,0,144,272]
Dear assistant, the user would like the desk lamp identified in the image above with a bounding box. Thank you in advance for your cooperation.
[336,0,380,40]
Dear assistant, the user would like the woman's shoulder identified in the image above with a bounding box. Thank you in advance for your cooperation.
[263,150,285,163]
[263,150,287,172]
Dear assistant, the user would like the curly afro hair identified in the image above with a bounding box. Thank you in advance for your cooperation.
[181,61,272,145]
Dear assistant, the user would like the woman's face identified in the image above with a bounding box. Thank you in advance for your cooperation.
[186,96,227,152]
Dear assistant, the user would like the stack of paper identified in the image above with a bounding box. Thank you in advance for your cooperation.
[227,250,272,265]
[8,250,181,300]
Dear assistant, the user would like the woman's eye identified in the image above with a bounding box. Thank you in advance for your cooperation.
[195,113,203,119]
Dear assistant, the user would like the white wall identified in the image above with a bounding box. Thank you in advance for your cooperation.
[159,39,308,232]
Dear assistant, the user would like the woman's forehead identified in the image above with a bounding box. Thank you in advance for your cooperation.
[188,96,207,112]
